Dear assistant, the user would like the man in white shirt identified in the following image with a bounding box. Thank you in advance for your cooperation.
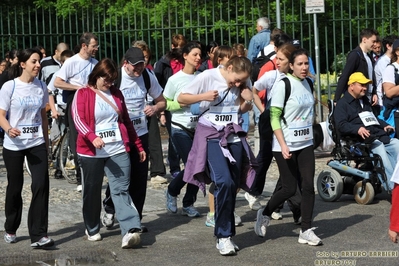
[54,32,99,191]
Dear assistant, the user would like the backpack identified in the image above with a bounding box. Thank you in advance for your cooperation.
[251,50,276,83]
[258,77,313,141]
[115,68,151,101]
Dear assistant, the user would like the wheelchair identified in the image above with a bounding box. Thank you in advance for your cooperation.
[316,99,392,205]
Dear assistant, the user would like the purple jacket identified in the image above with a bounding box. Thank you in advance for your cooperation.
[183,118,258,195]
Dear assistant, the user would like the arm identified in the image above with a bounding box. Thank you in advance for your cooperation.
[164,96,182,111]
[177,91,219,105]
[144,94,166,117]
[54,76,81,91]
[72,89,98,143]
[0,109,19,138]
[239,87,253,113]
[246,37,257,63]
[384,82,399,98]
[48,93,59,119]
[253,87,265,113]
[270,106,291,159]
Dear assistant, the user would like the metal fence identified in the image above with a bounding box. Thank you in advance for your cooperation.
[0,0,398,79]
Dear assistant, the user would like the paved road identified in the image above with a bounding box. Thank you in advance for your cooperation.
[0,130,398,265]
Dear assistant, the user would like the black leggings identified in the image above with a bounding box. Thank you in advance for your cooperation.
[262,145,315,231]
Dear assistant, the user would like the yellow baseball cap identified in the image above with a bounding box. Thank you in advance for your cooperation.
[347,72,372,85]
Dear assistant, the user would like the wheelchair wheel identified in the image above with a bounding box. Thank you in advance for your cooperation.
[317,169,344,202]
[353,181,374,205]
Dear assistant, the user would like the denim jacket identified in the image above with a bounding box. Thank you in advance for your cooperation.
[247,28,271,63]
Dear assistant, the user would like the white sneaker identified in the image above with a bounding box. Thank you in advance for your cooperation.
[271,211,283,220]
[254,209,270,237]
[298,227,322,246]
[244,192,262,211]
[234,212,242,226]
[76,184,82,192]
[85,230,102,241]
[216,237,236,256]
[101,213,115,229]
[150,175,168,184]
[121,230,141,248]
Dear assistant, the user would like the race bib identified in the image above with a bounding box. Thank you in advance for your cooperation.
[359,111,380,126]
[95,122,122,144]
[289,121,313,142]
[183,110,199,128]
[207,106,238,126]
[130,111,146,131]
[17,123,43,139]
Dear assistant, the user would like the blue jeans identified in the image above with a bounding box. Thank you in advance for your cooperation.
[80,152,141,237]
[371,138,399,189]
[168,127,199,207]
[207,139,243,238]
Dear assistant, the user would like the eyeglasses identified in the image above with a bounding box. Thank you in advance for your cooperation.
[99,76,114,85]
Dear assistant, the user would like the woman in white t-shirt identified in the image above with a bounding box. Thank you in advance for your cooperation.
[72,58,146,248]
[163,42,202,217]
[250,44,301,220]
[178,56,254,256]
[0,48,54,248]
[254,48,322,246]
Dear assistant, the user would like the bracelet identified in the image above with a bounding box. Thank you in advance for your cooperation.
[160,113,165,116]
[7,127,12,135]
[244,99,253,105]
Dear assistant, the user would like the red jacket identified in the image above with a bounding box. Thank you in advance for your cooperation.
[72,85,143,156]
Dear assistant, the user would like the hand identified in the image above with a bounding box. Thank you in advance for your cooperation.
[51,110,60,119]
[144,105,157,117]
[7,127,21,138]
[388,229,398,243]
[159,114,166,126]
[384,125,395,133]
[92,136,105,149]
[203,90,219,102]
[139,151,146,162]
[371,94,378,106]
[281,144,292,160]
[357,127,370,139]
[240,87,253,101]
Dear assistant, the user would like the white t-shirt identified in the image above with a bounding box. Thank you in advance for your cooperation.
[163,70,197,129]
[254,70,285,102]
[0,78,49,151]
[47,70,65,108]
[119,68,163,136]
[56,54,98,87]
[257,44,276,59]
[271,74,314,152]
[375,54,391,106]
[382,62,399,90]
[182,67,251,142]
[81,90,125,158]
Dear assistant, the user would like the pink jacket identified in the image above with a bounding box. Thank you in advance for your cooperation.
[72,85,143,156]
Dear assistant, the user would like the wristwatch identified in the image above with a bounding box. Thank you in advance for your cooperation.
[244,99,253,105]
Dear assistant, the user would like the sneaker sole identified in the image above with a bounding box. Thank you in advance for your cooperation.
[205,221,215,227]
[254,210,266,237]
[122,233,140,249]
[244,193,262,211]
[216,244,237,256]
[182,211,201,218]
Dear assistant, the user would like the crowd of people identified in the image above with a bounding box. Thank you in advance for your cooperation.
[1,16,399,255]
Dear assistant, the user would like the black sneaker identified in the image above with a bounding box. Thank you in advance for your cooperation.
[54,169,64,179]
[31,237,54,248]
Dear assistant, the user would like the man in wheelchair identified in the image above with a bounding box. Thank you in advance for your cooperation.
[334,72,399,189]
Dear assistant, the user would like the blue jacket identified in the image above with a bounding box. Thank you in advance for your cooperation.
[334,91,390,144]
[183,119,258,195]
[247,28,271,63]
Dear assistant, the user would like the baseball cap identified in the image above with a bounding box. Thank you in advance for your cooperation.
[292,39,301,47]
[125,47,145,65]
[347,72,372,85]
[392,39,399,52]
